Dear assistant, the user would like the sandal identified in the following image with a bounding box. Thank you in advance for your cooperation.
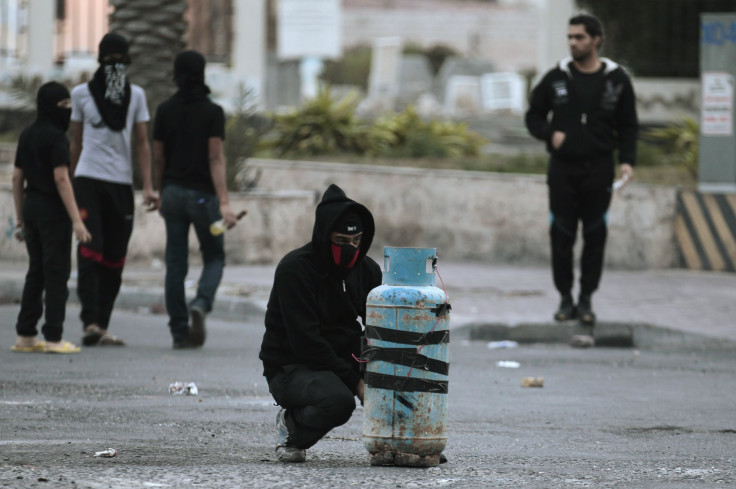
[11,341,46,353]
[99,333,126,346]
[82,325,104,346]
[44,341,81,354]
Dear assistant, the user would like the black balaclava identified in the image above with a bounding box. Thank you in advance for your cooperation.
[331,211,363,269]
[312,184,375,279]
[88,32,131,131]
[37,82,71,132]
[173,50,211,102]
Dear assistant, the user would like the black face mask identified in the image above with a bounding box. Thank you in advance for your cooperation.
[36,82,71,132]
[331,243,360,269]
[51,106,72,132]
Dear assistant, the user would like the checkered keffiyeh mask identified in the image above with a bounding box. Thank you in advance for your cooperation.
[104,62,128,105]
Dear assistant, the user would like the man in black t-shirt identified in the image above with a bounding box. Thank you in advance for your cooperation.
[153,50,238,349]
[525,14,638,344]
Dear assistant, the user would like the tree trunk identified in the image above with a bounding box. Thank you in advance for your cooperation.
[108,0,188,188]
[109,0,188,114]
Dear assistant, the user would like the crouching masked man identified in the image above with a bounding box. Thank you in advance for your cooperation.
[259,184,382,463]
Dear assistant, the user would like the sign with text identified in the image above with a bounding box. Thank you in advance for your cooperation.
[278,0,341,60]
[701,72,734,136]
[699,13,736,192]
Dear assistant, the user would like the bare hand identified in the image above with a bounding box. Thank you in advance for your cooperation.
[551,131,566,149]
[356,379,365,405]
[220,204,238,230]
[142,189,160,212]
[73,222,92,243]
[14,222,24,242]
[619,163,634,185]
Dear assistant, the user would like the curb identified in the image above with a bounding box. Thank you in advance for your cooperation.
[3,280,734,350]
[454,321,736,350]
[0,280,268,325]
[109,286,268,323]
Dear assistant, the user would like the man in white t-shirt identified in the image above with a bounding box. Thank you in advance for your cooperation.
[70,32,158,347]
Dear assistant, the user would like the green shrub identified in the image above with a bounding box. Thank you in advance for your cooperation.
[370,106,485,158]
[262,88,485,159]
[382,106,485,158]
[644,117,699,178]
[224,85,270,190]
[261,87,367,156]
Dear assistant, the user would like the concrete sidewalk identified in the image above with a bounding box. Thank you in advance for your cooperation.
[1,258,735,348]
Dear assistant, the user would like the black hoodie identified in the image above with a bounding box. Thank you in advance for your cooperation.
[259,184,382,392]
[525,57,638,165]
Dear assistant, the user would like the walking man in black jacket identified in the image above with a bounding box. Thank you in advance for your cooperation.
[525,14,638,341]
[259,184,382,462]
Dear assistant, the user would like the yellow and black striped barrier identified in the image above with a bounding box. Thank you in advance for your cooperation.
[675,189,736,271]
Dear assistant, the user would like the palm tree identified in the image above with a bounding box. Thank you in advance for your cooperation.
[107,0,188,188]
[108,0,188,113]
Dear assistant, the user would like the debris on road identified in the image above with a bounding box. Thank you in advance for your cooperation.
[93,448,117,458]
[569,335,595,348]
[496,361,521,368]
[169,382,199,396]
[521,377,544,388]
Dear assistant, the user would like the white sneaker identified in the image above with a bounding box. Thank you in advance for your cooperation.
[276,445,306,463]
[275,409,306,463]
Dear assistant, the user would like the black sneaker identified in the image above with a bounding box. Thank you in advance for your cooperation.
[577,294,596,326]
[189,304,207,347]
[554,294,577,321]
[172,338,197,350]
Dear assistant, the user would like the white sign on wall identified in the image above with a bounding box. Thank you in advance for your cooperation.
[278,0,342,60]
[701,72,734,136]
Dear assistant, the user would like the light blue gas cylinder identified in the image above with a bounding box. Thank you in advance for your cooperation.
[362,247,450,467]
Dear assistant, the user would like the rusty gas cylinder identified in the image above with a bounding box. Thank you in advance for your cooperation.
[362,247,450,467]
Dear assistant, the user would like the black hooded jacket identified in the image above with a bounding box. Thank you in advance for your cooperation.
[525,57,638,165]
[259,184,382,392]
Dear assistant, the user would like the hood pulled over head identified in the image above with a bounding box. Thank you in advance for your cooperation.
[36,81,71,131]
[312,184,375,277]
[98,32,130,64]
[173,50,211,101]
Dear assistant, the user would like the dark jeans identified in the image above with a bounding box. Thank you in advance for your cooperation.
[160,184,224,342]
[16,196,72,342]
[266,365,357,449]
[547,158,614,297]
[73,177,134,330]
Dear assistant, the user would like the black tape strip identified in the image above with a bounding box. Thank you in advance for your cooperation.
[361,346,449,375]
[365,325,450,345]
[365,372,448,394]
[430,302,452,317]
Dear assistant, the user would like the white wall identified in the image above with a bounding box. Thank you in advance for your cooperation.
[242,159,679,269]
[0,159,679,269]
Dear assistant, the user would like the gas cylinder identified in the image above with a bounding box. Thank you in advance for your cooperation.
[362,247,450,467]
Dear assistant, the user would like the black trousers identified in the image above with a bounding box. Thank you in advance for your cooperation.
[73,177,134,330]
[266,365,357,449]
[547,158,614,297]
[16,197,72,342]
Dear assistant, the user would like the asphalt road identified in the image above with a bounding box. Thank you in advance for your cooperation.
[1,305,735,488]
